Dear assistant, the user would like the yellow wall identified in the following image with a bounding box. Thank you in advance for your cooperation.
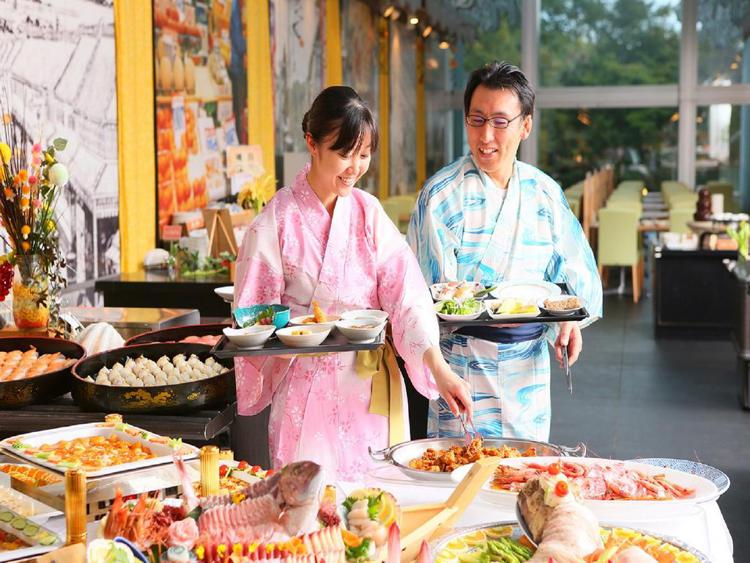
[247,1,275,176]
[114,0,155,272]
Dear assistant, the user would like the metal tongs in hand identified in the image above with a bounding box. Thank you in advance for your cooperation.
[459,413,483,447]
[562,346,573,395]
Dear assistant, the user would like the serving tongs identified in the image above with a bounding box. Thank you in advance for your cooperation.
[473,285,497,299]
[562,346,573,395]
[459,413,483,447]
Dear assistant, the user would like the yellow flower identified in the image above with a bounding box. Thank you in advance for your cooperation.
[217,544,227,557]
[21,185,30,196]
[195,546,205,560]
[20,197,29,209]
[21,241,30,252]
[17,169,27,183]
[3,188,13,199]
[47,219,55,231]
[21,225,30,239]
[0,142,9,165]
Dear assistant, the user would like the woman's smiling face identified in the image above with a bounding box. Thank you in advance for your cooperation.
[306,129,372,198]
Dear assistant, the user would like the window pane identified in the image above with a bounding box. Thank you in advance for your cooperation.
[538,108,678,191]
[696,105,749,206]
[540,0,680,87]
[697,3,750,85]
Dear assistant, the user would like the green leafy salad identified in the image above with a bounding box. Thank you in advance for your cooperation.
[438,298,480,315]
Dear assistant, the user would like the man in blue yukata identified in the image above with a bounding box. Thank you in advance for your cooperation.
[407,61,603,442]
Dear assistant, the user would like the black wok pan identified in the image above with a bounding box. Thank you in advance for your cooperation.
[71,342,235,414]
[0,337,86,408]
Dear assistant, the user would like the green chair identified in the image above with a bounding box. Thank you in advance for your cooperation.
[597,206,643,303]
[668,191,697,210]
[669,207,694,234]
[605,199,642,214]
[661,180,691,207]
[705,181,738,213]
[381,199,401,231]
[383,194,417,234]
[616,180,645,193]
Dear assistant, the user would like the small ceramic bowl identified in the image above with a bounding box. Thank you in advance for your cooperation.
[434,300,484,321]
[537,296,584,317]
[339,309,389,323]
[223,325,276,349]
[335,319,386,343]
[276,325,331,347]
[234,304,290,329]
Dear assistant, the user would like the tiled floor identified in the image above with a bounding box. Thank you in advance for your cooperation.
[549,295,747,554]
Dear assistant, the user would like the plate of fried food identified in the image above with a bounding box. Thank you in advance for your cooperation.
[290,301,340,329]
[369,437,562,483]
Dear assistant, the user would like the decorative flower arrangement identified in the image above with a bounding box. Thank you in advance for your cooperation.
[0,106,69,331]
[237,173,275,213]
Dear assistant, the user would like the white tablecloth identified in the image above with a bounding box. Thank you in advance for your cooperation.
[354,472,734,563]
[40,475,734,562]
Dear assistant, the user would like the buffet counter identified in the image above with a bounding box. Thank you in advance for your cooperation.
[95,271,231,317]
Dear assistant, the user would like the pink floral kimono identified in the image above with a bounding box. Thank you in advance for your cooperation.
[234,164,440,480]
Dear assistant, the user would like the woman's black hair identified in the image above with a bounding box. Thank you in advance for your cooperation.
[464,61,535,117]
[302,86,378,154]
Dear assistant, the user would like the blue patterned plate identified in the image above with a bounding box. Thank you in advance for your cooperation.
[631,458,730,497]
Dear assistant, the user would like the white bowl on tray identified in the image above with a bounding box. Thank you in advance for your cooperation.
[450,456,720,519]
[214,286,234,303]
[484,298,541,321]
[339,309,389,323]
[335,319,386,343]
[276,325,331,347]
[289,315,340,330]
[537,295,584,317]
[223,325,276,349]
[434,300,484,321]
[490,280,562,301]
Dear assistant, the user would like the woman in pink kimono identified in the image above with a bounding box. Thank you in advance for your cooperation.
[234,86,471,480]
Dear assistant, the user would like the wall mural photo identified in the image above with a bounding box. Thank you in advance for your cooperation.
[0,0,119,305]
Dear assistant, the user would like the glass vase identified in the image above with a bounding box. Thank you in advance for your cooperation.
[12,255,49,330]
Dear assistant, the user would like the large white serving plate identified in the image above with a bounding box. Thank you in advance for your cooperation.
[0,506,62,562]
[490,280,562,301]
[451,456,720,519]
[0,422,198,479]
[0,483,61,524]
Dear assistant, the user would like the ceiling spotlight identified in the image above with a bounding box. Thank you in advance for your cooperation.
[383,6,394,18]
[439,40,450,50]
[409,15,419,25]
[422,25,432,38]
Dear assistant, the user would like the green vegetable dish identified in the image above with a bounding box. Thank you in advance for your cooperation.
[438,298,480,316]
[435,525,534,563]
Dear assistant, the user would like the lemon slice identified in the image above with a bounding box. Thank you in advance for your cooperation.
[484,525,513,539]
[445,538,469,553]
[435,551,459,563]
[87,539,135,563]
[460,530,487,546]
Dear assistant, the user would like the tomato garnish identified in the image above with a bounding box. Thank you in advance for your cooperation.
[265,469,274,476]
[219,464,229,477]
[237,460,249,470]
[548,462,562,475]
[554,480,569,497]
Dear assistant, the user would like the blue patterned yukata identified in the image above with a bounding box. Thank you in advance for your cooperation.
[407,155,602,441]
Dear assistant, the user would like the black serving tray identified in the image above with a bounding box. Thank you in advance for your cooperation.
[211,329,385,358]
[437,282,589,329]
